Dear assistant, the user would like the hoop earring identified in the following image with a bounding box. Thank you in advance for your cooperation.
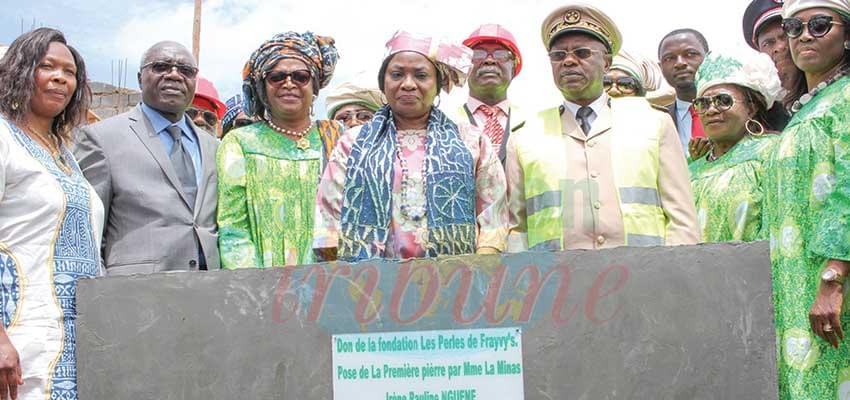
[10,102,18,111]
[434,95,441,108]
[746,119,765,136]
[844,40,850,50]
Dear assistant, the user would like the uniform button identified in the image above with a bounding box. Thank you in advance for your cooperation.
[189,260,197,268]
[590,170,599,178]
[593,201,601,209]
[587,141,596,147]
[596,235,606,245]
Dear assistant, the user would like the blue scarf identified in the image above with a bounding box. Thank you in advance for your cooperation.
[338,105,476,261]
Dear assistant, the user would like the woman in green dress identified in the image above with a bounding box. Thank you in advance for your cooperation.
[764,0,850,397]
[688,50,782,242]
[217,31,343,268]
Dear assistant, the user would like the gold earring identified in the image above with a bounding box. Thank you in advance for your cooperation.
[745,119,765,136]
[10,101,18,111]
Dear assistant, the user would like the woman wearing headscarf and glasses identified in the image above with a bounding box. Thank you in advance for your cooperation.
[313,31,508,262]
[217,31,343,268]
[687,50,781,243]
[763,0,850,397]
[604,49,663,98]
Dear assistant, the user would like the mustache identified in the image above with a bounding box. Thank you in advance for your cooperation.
[559,70,583,78]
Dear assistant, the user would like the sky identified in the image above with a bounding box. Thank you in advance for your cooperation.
[0,0,754,115]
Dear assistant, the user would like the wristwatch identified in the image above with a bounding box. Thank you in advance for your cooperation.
[821,268,847,286]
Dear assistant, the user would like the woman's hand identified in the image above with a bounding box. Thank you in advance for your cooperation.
[688,137,712,161]
[810,260,850,348]
[0,331,21,400]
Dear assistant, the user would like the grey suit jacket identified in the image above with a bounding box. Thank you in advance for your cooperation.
[74,104,220,275]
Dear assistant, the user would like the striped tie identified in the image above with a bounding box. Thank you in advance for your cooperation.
[478,105,503,146]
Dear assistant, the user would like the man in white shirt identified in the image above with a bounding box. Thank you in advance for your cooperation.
[658,29,709,155]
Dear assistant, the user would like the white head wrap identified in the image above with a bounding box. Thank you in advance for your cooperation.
[325,81,386,119]
[782,0,850,17]
[695,48,784,109]
[610,50,664,92]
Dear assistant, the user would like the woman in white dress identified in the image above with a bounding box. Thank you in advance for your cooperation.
[0,28,103,400]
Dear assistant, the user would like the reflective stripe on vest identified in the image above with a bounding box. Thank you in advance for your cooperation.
[517,97,666,249]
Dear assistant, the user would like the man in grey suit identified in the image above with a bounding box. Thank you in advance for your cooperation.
[75,41,220,274]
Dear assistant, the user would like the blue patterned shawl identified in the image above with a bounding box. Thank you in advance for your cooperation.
[339,105,476,261]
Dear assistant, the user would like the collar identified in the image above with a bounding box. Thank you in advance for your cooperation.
[141,102,197,143]
[562,92,608,118]
[467,96,510,115]
[675,98,692,119]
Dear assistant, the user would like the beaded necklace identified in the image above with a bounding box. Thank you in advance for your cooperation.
[395,130,427,221]
[789,69,849,114]
[266,119,313,150]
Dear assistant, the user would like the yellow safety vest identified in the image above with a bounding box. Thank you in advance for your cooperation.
[513,97,667,250]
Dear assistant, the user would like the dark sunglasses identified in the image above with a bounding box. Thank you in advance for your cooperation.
[186,107,218,127]
[692,93,743,114]
[142,61,199,78]
[472,49,514,62]
[548,48,604,62]
[782,15,844,38]
[335,110,374,124]
[265,69,312,87]
[603,76,641,94]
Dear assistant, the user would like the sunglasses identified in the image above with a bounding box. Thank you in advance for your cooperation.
[548,48,604,62]
[603,76,641,94]
[142,61,199,79]
[472,49,514,62]
[335,110,374,124]
[265,69,312,87]
[186,107,218,127]
[782,15,844,38]
[692,93,745,114]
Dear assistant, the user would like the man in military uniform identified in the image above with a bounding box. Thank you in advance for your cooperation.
[505,4,700,251]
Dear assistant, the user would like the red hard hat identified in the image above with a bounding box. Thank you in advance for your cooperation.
[463,24,522,76]
[192,76,227,120]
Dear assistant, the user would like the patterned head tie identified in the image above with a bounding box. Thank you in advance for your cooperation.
[241,31,339,118]
[695,48,783,109]
[380,30,473,94]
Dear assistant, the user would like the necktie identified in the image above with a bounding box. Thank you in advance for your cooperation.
[478,105,503,146]
[575,106,594,135]
[166,125,197,209]
[688,104,705,139]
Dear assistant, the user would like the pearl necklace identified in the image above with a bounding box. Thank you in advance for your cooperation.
[266,119,314,150]
[790,69,849,114]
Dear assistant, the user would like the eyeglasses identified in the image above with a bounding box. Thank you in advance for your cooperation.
[335,110,374,125]
[472,49,514,62]
[603,76,641,94]
[265,69,312,87]
[692,93,744,114]
[186,107,218,127]
[782,15,844,38]
[141,61,199,79]
[548,48,604,62]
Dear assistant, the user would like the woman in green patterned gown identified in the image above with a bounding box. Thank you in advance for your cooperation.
[688,50,782,242]
[764,0,850,398]
[216,32,343,268]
